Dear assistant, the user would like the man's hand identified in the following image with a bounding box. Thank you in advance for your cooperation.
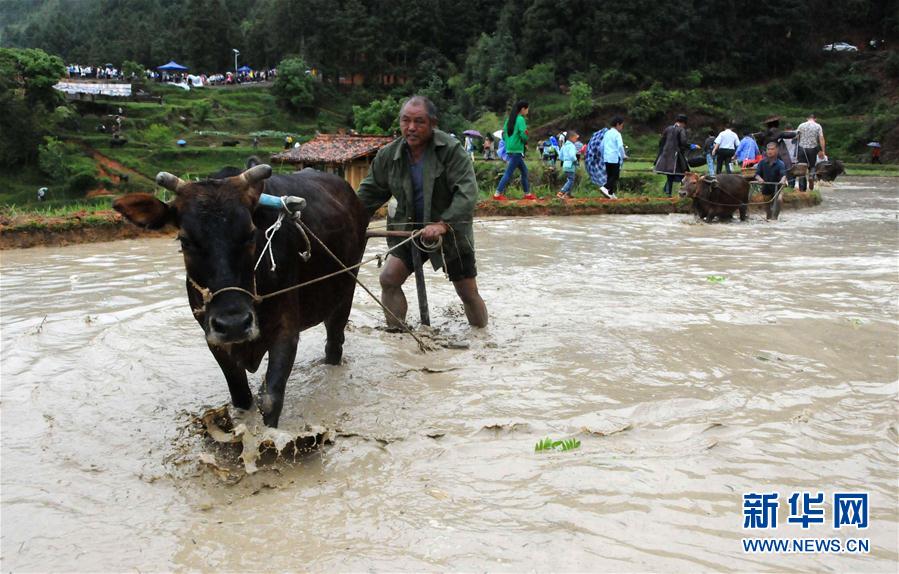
[818,150,826,159]
[420,222,449,242]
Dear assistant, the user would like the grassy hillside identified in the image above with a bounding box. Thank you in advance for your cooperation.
[0,83,351,207]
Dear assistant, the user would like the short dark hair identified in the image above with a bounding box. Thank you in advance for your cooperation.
[610,115,624,127]
[676,113,688,123]
[400,95,438,121]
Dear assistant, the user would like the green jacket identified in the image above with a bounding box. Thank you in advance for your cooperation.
[357,129,478,270]
[502,114,528,154]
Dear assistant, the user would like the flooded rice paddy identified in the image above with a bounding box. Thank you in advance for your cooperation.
[2,178,897,571]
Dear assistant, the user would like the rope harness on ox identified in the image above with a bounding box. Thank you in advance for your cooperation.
[186,194,438,352]
[682,175,788,208]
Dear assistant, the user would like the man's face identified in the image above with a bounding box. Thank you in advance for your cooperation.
[400,103,434,148]
[766,145,777,159]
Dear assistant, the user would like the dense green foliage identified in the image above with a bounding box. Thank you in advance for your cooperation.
[271,57,316,111]
[4,0,896,88]
[352,96,400,135]
[0,47,65,166]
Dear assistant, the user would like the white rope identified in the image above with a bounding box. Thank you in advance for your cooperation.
[255,212,284,272]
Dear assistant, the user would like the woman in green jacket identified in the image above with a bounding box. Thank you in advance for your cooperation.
[494,100,535,200]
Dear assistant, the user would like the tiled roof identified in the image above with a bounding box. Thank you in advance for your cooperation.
[271,134,395,164]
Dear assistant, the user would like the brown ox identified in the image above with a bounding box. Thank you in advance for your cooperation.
[679,172,751,222]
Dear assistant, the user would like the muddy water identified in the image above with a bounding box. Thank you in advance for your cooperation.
[2,178,897,572]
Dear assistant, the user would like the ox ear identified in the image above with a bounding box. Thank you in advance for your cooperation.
[113,193,175,229]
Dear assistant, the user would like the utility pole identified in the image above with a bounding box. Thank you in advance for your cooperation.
[232,48,240,72]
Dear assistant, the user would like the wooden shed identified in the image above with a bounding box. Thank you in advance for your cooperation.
[271,133,395,190]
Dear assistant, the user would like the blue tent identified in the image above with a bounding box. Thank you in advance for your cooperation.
[236,65,252,73]
[158,61,188,71]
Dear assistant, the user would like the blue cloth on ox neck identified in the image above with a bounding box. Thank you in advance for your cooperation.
[258,193,283,209]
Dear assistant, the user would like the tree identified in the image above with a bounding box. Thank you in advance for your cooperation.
[272,57,316,111]
[352,96,400,135]
[568,80,593,118]
[0,48,65,167]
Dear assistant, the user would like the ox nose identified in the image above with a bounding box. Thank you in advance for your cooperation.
[209,309,256,342]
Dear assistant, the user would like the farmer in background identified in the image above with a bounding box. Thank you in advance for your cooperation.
[755,142,787,220]
[712,121,740,174]
[702,129,716,176]
[756,116,796,173]
[601,116,627,198]
[494,100,534,201]
[735,131,762,167]
[654,114,692,197]
[795,113,826,192]
[357,95,488,328]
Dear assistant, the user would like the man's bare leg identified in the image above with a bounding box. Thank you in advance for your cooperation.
[453,277,488,328]
[379,255,412,329]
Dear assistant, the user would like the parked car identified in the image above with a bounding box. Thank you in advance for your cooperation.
[823,42,858,52]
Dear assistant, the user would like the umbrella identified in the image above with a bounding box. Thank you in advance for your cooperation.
[463,129,482,138]
[158,61,189,71]
[237,65,252,73]
[176,139,187,147]
[493,130,503,140]
[866,142,881,148]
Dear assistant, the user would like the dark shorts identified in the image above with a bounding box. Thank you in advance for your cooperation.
[798,147,819,168]
[391,242,477,282]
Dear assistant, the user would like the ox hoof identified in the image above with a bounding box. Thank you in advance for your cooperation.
[257,393,281,428]
[324,345,343,365]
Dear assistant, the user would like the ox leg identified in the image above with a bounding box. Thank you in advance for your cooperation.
[324,296,353,365]
[209,345,253,410]
[259,334,299,428]
[739,205,748,221]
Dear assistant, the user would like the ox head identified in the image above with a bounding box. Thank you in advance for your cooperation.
[679,172,705,199]
[113,163,273,346]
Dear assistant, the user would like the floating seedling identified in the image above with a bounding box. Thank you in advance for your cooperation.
[534,437,581,452]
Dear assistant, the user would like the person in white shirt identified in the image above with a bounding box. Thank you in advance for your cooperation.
[795,113,826,192]
[712,123,741,174]
[601,116,627,198]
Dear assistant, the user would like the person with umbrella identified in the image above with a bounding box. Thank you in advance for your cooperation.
[868,141,882,164]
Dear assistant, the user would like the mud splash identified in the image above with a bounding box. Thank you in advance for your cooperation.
[1,178,896,572]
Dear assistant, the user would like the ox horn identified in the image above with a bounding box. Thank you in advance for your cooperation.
[156,172,187,193]
[242,164,273,185]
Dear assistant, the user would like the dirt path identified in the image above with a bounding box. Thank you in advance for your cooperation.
[85,147,154,197]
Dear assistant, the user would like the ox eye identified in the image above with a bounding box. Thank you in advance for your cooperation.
[177,234,196,252]
[243,229,256,247]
